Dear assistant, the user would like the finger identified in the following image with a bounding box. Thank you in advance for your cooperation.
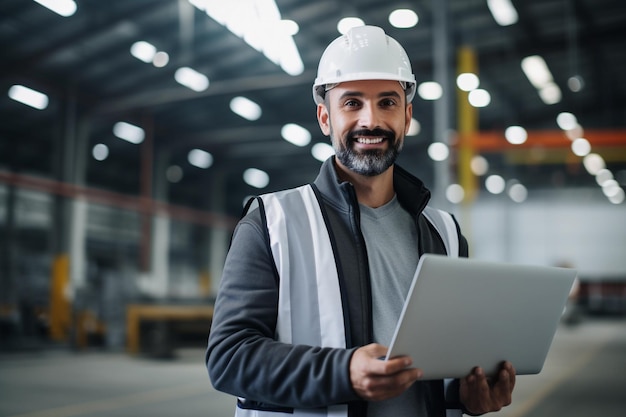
[460,369,491,415]
[356,367,422,401]
[467,368,490,397]
[469,367,487,384]
[361,343,389,359]
[493,369,514,405]
[373,355,416,375]
[495,362,516,398]
[504,361,517,387]
[353,345,418,377]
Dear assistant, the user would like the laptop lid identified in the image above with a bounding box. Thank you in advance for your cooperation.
[385,254,577,380]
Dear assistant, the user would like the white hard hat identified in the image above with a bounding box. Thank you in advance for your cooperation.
[313,25,416,104]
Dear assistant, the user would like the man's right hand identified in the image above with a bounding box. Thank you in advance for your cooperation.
[349,343,422,401]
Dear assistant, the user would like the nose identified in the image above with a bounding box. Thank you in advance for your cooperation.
[358,102,381,129]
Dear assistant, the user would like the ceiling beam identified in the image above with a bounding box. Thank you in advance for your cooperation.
[92,70,316,116]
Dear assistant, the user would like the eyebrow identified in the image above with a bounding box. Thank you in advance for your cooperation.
[338,90,402,100]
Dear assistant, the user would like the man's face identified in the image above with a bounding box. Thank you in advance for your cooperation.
[317,79,412,177]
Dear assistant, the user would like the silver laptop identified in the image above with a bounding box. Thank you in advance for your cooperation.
[385,254,577,380]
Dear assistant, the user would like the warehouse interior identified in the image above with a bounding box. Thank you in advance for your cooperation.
[0,1,625,416]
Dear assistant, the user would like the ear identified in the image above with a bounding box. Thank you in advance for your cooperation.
[317,103,331,136]
[404,102,413,136]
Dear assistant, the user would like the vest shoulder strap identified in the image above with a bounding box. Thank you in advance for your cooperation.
[423,207,463,417]
[422,206,459,258]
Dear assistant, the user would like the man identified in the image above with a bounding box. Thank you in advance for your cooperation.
[206,25,515,416]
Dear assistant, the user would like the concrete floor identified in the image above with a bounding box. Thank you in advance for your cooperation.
[0,317,624,417]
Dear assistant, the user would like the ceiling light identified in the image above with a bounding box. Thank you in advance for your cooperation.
[582,153,605,175]
[311,143,335,162]
[608,188,625,204]
[538,82,562,105]
[418,82,443,100]
[33,0,77,17]
[485,175,505,194]
[504,126,527,145]
[281,123,311,147]
[445,184,465,204]
[595,169,614,186]
[407,118,421,136]
[508,183,528,203]
[521,55,561,104]
[131,41,169,67]
[571,138,591,156]
[175,67,209,92]
[230,96,262,121]
[243,168,270,189]
[521,55,553,90]
[471,155,489,176]
[601,180,621,198]
[188,149,213,169]
[337,17,365,34]
[428,142,449,161]
[153,51,169,68]
[487,0,518,26]
[565,124,584,141]
[92,144,109,161]
[568,75,584,92]
[189,1,304,76]
[456,73,480,91]
[166,165,183,183]
[556,112,578,131]
[113,122,144,144]
[130,41,157,63]
[468,89,491,107]
[8,85,49,110]
[389,9,419,29]
[279,19,299,36]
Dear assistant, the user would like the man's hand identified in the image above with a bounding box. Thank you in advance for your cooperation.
[460,361,516,415]
[349,343,422,401]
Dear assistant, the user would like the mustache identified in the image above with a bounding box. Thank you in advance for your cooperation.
[347,128,395,142]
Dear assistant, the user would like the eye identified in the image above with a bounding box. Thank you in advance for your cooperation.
[379,98,397,107]
[342,98,361,108]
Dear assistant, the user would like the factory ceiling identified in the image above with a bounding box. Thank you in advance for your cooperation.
[1,0,625,217]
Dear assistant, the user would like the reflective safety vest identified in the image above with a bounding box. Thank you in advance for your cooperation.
[237,184,462,417]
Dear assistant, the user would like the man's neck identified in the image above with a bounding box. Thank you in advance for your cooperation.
[334,162,395,208]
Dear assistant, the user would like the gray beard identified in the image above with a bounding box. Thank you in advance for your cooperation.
[335,146,400,177]
[332,129,403,176]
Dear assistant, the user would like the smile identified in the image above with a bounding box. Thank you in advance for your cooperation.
[356,137,384,144]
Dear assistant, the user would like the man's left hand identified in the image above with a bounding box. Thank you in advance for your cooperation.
[460,361,516,415]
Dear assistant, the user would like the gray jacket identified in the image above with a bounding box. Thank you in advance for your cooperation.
[206,157,469,416]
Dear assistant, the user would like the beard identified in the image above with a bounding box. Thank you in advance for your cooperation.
[332,127,403,177]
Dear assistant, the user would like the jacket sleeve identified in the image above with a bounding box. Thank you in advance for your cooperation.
[205,209,360,409]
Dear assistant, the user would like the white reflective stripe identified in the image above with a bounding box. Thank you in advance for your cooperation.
[235,404,347,416]
[427,209,461,415]
[443,378,462,417]
[434,210,463,417]
[263,186,344,347]
[236,408,292,417]
[262,193,293,344]
[259,186,348,417]
[439,211,459,259]
[292,404,348,417]
[422,207,459,258]
[298,186,345,349]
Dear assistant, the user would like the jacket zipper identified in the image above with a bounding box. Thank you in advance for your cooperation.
[346,185,374,343]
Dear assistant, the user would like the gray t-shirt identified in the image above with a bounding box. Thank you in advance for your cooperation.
[359,195,430,417]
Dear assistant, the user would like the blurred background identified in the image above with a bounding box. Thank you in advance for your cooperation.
[0,1,625,416]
